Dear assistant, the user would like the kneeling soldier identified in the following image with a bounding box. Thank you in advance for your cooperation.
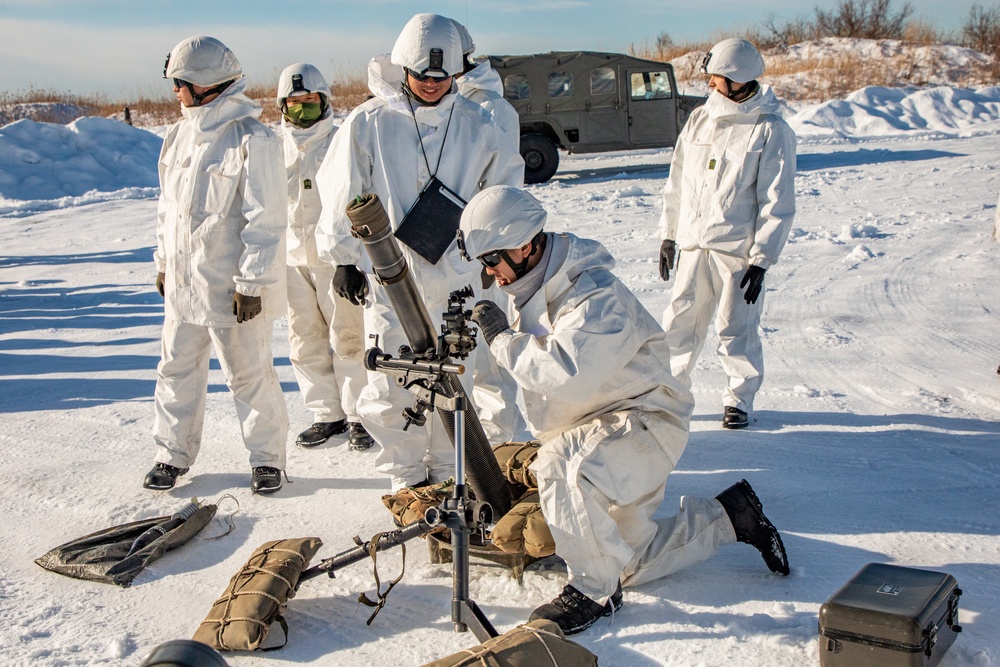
[459,186,790,635]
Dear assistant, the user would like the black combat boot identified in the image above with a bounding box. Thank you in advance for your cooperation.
[143,463,189,490]
[722,406,749,429]
[529,582,623,635]
[296,419,348,447]
[347,422,375,450]
[716,479,789,575]
[251,466,283,494]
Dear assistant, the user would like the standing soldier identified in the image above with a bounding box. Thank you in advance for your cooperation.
[316,13,524,491]
[276,63,372,451]
[145,36,288,494]
[658,38,796,429]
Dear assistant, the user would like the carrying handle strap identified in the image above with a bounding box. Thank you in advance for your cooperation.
[406,94,457,185]
[202,493,240,540]
[356,531,407,625]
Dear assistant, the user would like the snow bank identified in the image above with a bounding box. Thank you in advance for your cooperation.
[0,116,161,201]
[789,85,1000,138]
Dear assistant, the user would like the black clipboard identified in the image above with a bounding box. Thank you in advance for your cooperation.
[394,176,467,265]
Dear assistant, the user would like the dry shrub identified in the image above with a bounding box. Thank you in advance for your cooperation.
[0,68,370,129]
[903,20,945,47]
[630,33,713,64]
[330,74,372,112]
[761,41,995,101]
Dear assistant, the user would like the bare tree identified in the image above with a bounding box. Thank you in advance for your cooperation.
[815,0,914,39]
[753,13,818,50]
[962,4,1000,55]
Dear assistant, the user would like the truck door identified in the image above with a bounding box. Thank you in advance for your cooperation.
[626,69,678,147]
[580,65,627,149]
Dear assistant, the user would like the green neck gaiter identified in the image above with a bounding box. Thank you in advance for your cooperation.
[285,102,323,127]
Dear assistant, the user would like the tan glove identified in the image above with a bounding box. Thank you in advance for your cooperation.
[156,272,165,297]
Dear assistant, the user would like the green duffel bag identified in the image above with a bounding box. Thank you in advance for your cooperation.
[421,619,598,666]
[193,537,322,651]
[490,492,555,559]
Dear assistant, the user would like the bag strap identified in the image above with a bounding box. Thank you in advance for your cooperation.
[406,94,457,184]
[257,615,289,652]
[356,531,407,625]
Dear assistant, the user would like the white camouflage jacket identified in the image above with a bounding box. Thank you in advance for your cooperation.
[279,113,337,268]
[456,58,521,140]
[154,79,286,326]
[490,232,694,444]
[315,54,524,302]
[659,84,796,269]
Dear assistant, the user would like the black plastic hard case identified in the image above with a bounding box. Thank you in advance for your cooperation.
[818,563,961,667]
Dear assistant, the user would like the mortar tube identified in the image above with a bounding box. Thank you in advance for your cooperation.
[344,194,512,517]
[346,194,436,354]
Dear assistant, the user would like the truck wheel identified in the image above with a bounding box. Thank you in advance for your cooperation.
[520,133,559,184]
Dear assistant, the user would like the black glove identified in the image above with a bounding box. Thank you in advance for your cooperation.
[739,265,766,305]
[233,293,263,322]
[470,300,510,346]
[156,272,165,298]
[658,239,676,281]
[333,265,369,306]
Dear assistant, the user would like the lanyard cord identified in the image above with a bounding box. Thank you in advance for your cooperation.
[406,93,456,185]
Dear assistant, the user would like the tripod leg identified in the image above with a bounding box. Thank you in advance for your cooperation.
[456,597,498,642]
[450,401,500,640]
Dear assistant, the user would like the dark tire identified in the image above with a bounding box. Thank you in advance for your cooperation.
[520,133,559,184]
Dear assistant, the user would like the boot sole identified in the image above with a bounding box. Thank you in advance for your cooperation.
[737,481,789,576]
[143,482,175,490]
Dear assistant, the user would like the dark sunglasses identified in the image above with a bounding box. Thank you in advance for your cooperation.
[171,78,189,89]
[477,250,504,268]
[405,68,450,83]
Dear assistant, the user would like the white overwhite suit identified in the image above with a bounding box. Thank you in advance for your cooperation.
[486,231,736,604]
[315,55,524,489]
[152,78,288,470]
[279,112,366,426]
[660,84,796,413]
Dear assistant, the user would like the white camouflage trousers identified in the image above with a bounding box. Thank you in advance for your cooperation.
[286,264,366,423]
[531,409,736,603]
[662,249,765,413]
[152,315,288,469]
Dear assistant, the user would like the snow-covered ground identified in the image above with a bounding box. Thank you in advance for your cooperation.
[1,85,999,666]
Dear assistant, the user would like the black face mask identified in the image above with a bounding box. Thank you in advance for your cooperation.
[725,79,759,103]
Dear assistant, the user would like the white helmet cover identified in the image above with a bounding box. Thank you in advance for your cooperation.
[452,19,475,57]
[702,38,764,83]
[165,35,242,87]
[276,63,330,106]
[459,186,547,260]
[390,13,463,77]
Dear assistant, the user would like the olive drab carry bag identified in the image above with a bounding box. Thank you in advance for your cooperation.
[35,501,217,587]
[193,537,322,651]
[488,442,555,558]
[421,619,598,667]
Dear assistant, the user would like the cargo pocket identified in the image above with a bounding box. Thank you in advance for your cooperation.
[203,155,242,216]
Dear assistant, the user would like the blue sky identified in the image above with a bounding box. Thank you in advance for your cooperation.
[0,0,987,97]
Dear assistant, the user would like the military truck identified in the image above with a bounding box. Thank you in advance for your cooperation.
[487,51,707,184]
